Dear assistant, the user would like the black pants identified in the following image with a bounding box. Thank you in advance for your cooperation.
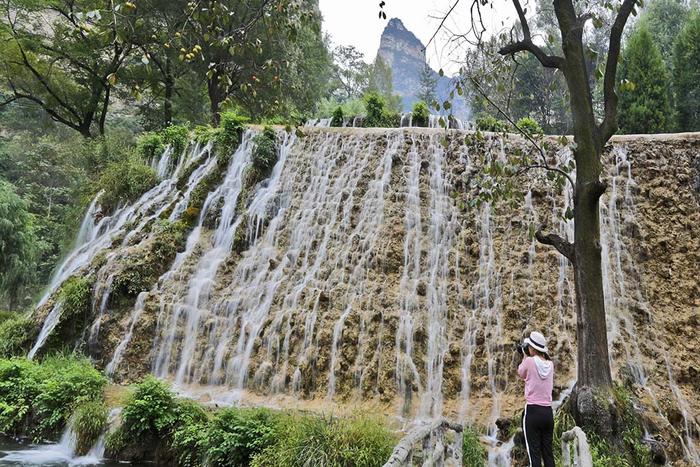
[522,404,554,467]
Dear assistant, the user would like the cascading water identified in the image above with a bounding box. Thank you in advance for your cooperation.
[29,128,699,465]
[0,408,120,465]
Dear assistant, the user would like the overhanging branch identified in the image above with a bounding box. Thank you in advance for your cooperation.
[498,0,565,69]
[535,227,575,263]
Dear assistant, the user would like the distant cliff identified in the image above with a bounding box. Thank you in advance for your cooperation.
[376,18,470,118]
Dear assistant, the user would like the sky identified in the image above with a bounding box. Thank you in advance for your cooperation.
[318,0,517,74]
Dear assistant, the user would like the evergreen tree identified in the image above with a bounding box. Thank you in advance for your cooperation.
[0,180,36,309]
[417,63,437,106]
[673,12,700,131]
[618,24,671,134]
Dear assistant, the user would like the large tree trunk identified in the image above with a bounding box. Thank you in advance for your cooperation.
[573,149,612,389]
[556,0,613,390]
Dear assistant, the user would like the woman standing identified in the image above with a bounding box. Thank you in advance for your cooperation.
[517,331,554,467]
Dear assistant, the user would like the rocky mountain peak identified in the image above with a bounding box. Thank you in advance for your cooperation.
[376,17,469,118]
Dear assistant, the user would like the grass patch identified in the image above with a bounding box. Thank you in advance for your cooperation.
[73,400,108,455]
[252,413,395,467]
[462,425,486,466]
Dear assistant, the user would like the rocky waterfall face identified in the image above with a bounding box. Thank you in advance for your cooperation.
[29,128,700,464]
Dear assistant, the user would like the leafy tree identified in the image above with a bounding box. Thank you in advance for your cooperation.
[673,12,700,131]
[417,63,437,107]
[0,180,37,309]
[179,0,324,124]
[367,56,402,113]
[330,45,373,101]
[618,24,671,134]
[642,0,692,62]
[0,0,136,137]
[511,53,571,134]
[0,133,88,285]
[120,0,193,128]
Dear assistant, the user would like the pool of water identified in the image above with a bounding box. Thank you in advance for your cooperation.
[0,437,145,466]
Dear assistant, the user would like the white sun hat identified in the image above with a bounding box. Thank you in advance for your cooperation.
[524,331,548,353]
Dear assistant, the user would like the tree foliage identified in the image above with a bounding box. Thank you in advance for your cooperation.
[417,63,437,107]
[673,12,700,131]
[0,180,36,309]
[0,0,135,137]
[618,24,671,134]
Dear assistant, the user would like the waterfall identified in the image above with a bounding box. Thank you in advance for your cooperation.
[26,128,699,465]
[0,408,120,465]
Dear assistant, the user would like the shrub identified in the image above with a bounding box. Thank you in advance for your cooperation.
[170,400,210,466]
[204,408,281,467]
[60,276,92,318]
[0,356,106,440]
[363,92,386,127]
[515,117,543,136]
[0,315,35,357]
[252,413,395,467]
[135,132,165,161]
[217,111,250,155]
[193,125,222,145]
[73,400,108,455]
[98,155,158,213]
[252,127,278,174]
[462,426,486,466]
[331,107,344,127]
[120,376,177,440]
[162,124,190,155]
[475,114,509,132]
[412,101,430,127]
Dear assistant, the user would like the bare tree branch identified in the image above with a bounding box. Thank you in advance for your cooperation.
[597,0,638,149]
[498,0,565,69]
[535,227,575,262]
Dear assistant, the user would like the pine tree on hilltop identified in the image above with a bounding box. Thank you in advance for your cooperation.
[618,23,671,134]
[417,63,437,107]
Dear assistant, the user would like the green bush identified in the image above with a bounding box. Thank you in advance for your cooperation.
[252,413,395,467]
[475,114,509,132]
[98,155,158,213]
[0,356,106,440]
[73,400,108,455]
[135,132,165,161]
[193,125,222,145]
[0,315,35,357]
[217,111,250,155]
[60,276,92,318]
[331,107,344,127]
[252,127,278,174]
[515,117,543,136]
[205,408,281,467]
[120,376,177,440]
[170,400,210,466]
[412,101,430,127]
[462,426,486,466]
[363,92,386,127]
[162,124,190,155]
